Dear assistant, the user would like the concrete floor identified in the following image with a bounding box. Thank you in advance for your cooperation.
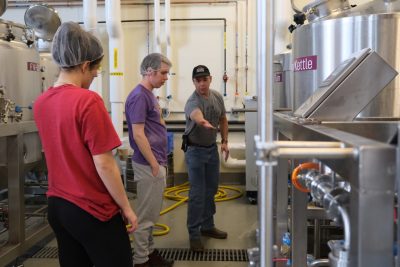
[20,186,257,267]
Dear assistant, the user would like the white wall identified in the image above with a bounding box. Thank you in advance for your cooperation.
[2,2,256,112]
[2,0,374,113]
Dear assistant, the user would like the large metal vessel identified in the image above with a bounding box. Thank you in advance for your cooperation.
[292,0,400,118]
[0,19,42,164]
[273,51,293,111]
[38,40,59,91]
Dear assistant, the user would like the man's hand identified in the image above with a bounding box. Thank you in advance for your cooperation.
[199,118,216,130]
[150,162,160,177]
[221,143,229,162]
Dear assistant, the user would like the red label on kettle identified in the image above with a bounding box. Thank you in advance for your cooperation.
[27,62,39,72]
[294,55,317,72]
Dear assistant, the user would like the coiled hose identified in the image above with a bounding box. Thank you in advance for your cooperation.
[153,182,244,236]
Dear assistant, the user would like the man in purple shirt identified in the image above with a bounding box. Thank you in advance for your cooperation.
[125,53,174,267]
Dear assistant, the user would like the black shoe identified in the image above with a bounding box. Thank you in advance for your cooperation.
[201,227,228,239]
[189,239,204,252]
[134,261,150,267]
[148,249,174,267]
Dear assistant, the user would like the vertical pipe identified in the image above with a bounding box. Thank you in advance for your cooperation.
[154,0,161,53]
[106,0,124,139]
[165,0,172,100]
[147,5,150,54]
[223,19,227,97]
[153,0,161,98]
[257,0,275,267]
[245,0,248,95]
[234,1,239,98]
[83,0,97,33]
[397,124,400,267]
[84,0,102,97]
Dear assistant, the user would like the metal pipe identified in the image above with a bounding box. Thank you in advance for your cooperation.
[309,259,329,267]
[276,147,356,159]
[313,219,321,258]
[338,205,350,251]
[275,141,345,148]
[257,0,274,266]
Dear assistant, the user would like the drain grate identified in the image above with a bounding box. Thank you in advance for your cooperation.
[32,247,249,262]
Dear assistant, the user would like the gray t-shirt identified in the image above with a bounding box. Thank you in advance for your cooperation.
[184,89,226,146]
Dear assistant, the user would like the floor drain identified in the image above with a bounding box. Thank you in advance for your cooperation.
[32,247,249,262]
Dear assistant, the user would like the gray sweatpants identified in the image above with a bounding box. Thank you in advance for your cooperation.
[132,161,166,265]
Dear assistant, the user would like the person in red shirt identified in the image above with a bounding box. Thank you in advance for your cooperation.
[33,22,137,267]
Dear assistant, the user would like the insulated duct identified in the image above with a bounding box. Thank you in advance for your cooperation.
[84,0,103,97]
[106,0,124,139]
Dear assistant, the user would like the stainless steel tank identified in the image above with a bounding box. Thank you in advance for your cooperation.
[292,0,400,118]
[0,19,42,164]
[273,51,293,111]
[38,40,59,91]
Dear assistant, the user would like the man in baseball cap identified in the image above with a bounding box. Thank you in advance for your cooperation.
[183,64,230,252]
[192,65,211,79]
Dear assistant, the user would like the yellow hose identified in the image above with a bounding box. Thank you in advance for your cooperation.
[152,182,244,236]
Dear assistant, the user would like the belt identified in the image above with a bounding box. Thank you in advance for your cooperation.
[188,143,216,148]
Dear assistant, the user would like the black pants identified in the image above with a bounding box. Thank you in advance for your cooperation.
[48,197,133,267]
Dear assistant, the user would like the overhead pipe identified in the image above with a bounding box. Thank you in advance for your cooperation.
[83,0,103,97]
[106,0,124,139]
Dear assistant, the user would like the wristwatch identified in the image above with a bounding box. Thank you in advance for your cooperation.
[221,139,228,144]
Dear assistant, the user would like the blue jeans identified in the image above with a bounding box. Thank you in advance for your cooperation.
[185,144,220,240]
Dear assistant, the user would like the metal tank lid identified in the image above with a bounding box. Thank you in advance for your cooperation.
[302,0,351,22]
[24,4,61,41]
[0,0,7,17]
[323,0,400,20]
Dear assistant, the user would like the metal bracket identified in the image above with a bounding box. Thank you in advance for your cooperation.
[254,135,278,166]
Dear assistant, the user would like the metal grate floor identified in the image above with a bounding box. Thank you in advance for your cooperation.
[32,247,249,262]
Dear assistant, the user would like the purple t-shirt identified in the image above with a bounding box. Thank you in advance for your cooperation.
[125,84,167,166]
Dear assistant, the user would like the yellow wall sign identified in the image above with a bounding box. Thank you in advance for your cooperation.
[114,48,118,69]
[110,72,124,76]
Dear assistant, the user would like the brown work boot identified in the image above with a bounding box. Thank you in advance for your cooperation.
[189,239,204,252]
[201,227,228,239]
[148,249,174,267]
[134,261,150,267]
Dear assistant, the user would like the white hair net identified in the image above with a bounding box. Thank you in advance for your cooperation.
[52,22,103,68]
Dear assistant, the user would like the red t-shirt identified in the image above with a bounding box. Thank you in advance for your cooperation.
[34,84,122,221]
